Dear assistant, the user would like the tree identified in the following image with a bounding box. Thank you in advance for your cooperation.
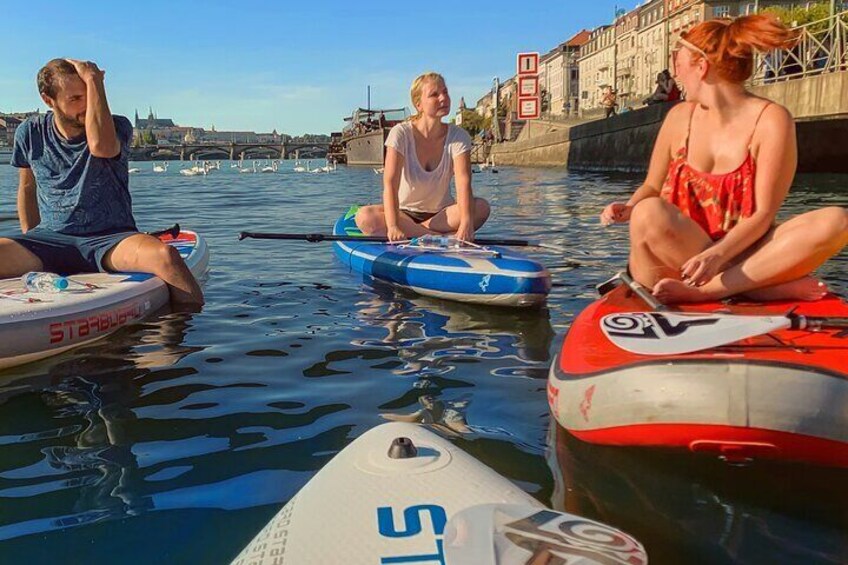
[763,3,832,31]
[457,109,486,137]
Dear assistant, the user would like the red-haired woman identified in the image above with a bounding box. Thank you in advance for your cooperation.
[601,15,848,304]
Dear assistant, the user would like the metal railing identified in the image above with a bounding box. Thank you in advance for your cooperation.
[751,10,847,85]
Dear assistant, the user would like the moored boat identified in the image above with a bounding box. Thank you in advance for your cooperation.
[548,276,848,468]
[341,108,407,166]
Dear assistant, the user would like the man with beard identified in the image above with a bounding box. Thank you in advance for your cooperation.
[2,59,203,305]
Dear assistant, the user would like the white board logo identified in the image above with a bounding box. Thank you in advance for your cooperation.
[602,312,719,340]
[479,274,491,292]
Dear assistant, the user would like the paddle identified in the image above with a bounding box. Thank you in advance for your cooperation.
[238,231,565,250]
[604,271,848,355]
[148,223,181,239]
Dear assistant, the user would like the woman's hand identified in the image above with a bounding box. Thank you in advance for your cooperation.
[455,223,475,243]
[680,247,726,287]
[600,202,632,226]
[387,224,407,243]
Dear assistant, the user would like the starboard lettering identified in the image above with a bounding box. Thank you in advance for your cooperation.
[48,302,146,344]
[377,504,447,564]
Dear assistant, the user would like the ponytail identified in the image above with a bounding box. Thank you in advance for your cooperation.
[682,14,798,83]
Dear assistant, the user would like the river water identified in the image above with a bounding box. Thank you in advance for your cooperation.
[0,161,846,564]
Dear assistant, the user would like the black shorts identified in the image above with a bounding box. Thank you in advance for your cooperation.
[10,228,140,275]
[401,209,440,224]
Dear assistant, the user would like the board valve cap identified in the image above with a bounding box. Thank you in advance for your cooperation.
[388,437,418,459]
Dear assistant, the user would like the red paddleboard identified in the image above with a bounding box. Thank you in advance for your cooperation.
[548,283,848,467]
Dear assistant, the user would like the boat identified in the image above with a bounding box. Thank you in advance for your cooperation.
[341,108,407,166]
[333,207,551,307]
[230,422,647,565]
[0,228,209,371]
[547,273,848,468]
[327,131,346,165]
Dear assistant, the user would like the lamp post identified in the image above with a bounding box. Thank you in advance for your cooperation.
[492,77,501,143]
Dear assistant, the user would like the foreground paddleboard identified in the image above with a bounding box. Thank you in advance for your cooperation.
[333,207,551,307]
[232,422,646,564]
[548,283,848,467]
[0,229,209,371]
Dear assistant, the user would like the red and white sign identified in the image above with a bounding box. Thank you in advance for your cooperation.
[517,97,540,120]
[517,52,539,75]
[518,76,539,97]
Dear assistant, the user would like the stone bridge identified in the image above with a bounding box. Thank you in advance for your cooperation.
[130,140,330,161]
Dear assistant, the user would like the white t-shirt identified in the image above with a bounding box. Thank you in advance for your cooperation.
[384,121,472,213]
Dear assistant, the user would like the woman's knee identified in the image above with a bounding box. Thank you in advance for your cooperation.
[629,197,674,241]
[354,205,385,234]
[474,198,491,225]
[812,206,848,245]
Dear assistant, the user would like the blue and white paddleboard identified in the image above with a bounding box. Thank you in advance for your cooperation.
[231,422,647,565]
[0,229,209,370]
[333,207,551,307]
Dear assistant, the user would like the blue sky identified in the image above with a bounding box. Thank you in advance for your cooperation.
[1,0,628,135]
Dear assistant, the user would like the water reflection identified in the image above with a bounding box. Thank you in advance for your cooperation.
[547,423,848,564]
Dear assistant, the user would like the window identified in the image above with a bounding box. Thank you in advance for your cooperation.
[713,5,730,18]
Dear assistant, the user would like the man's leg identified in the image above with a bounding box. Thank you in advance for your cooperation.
[102,234,204,306]
[0,238,44,278]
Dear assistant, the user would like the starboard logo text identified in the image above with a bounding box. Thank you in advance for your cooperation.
[49,301,147,344]
[378,504,447,564]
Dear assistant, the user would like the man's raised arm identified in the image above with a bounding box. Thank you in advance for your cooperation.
[65,59,120,158]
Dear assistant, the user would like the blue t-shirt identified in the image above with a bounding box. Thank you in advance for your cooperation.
[11,112,137,235]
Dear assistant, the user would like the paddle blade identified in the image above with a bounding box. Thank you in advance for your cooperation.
[443,503,647,565]
[601,312,792,355]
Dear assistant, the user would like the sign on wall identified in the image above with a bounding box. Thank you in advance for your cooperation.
[516,52,540,120]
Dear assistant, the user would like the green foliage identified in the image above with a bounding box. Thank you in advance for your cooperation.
[141,129,157,145]
[763,2,833,31]
[457,109,486,137]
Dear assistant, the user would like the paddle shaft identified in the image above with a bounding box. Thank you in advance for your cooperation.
[619,270,668,312]
[238,231,540,247]
[793,315,848,330]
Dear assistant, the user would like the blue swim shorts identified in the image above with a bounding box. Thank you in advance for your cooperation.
[10,228,140,275]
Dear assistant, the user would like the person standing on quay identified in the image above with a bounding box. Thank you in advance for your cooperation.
[600,15,847,304]
[355,72,490,242]
[601,86,618,118]
[2,59,203,305]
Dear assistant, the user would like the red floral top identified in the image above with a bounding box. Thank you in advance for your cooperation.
[660,145,756,241]
[660,103,770,241]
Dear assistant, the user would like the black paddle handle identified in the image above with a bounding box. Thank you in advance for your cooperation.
[792,315,848,330]
[148,223,181,239]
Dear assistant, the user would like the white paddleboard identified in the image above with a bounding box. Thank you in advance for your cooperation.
[231,422,647,564]
[0,230,209,370]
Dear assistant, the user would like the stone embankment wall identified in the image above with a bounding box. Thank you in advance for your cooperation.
[489,71,848,174]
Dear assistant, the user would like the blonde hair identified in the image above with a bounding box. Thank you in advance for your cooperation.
[409,72,446,121]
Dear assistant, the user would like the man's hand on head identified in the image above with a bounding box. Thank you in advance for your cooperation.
[64,59,105,84]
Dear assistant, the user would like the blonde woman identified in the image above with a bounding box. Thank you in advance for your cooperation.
[355,72,490,242]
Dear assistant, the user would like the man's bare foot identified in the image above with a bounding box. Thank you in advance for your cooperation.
[652,278,717,304]
[742,276,828,302]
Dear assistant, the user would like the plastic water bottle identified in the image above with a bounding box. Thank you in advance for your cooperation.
[414,235,453,247]
[22,272,70,292]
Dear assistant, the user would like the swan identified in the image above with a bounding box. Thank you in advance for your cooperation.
[152,162,168,173]
[129,167,141,174]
